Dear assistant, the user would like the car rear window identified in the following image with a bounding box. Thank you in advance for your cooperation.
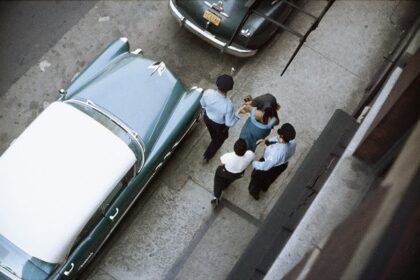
[0,234,58,280]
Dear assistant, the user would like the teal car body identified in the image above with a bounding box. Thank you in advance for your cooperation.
[0,38,202,280]
[169,0,294,57]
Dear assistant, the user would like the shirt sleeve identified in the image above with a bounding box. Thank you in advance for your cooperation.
[200,91,207,108]
[220,153,228,164]
[224,101,240,127]
[267,117,277,128]
[252,156,276,171]
[265,136,277,146]
[245,151,256,164]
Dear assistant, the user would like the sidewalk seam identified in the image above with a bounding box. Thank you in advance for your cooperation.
[305,44,365,81]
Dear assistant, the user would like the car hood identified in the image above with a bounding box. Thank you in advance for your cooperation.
[175,0,248,40]
[66,53,186,149]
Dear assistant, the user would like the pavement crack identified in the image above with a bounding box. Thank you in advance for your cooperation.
[163,208,220,280]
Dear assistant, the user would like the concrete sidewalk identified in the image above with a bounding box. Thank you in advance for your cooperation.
[0,1,413,279]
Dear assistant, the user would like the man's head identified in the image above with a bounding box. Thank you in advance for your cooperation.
[234,138,247,156]
[216,74,234,93]
[277,123,296,143]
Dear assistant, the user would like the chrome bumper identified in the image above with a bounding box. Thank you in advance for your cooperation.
[169,0,257,58]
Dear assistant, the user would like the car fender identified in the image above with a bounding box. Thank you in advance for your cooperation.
[65,38,130,96]
[144,87,203,169]
[236,1,295,49]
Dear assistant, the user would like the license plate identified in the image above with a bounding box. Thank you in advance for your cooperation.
[203,10,221,26]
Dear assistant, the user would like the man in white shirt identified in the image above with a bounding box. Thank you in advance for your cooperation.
[211,139,255,207]
[249,123,297,200]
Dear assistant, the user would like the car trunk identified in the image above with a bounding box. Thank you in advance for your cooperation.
[175,0,248,41]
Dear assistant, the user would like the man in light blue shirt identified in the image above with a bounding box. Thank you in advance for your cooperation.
[249,123,296,200]
[200,74,243,162]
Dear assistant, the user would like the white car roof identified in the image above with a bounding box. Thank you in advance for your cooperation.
[0,102,136,264]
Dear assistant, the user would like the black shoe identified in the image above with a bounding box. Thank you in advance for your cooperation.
[211,197,220,207]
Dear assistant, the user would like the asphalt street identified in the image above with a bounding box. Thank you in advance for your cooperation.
[0,0,97,97]
[0,1,416,280]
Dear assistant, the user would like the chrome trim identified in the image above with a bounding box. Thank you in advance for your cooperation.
[0,266,22,280]
[69,109,202,278]
[174,108,202,149]
[64,99,145,172]
[240,28,252,37]
[189,86,203,92]
[169,0,257,57]
[79,252,94,270]
[131,48,143,55]
[204,1,230,17]
[164,151,172,160]
[155,162,163,170]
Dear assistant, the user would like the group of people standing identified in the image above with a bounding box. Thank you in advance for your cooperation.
[200,74,297,207]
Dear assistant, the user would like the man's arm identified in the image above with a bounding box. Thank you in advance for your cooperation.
[252,156,276,171]
[200,92,206,108]
[224,103,241,127]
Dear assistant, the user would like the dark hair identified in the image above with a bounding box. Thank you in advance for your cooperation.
[262,108,274,124]
[277,123,296,142]
[216,74,234,92]
[234,139,247,156]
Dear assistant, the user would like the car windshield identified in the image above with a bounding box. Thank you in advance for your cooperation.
[0,235,58,280]
[67,100,144,171]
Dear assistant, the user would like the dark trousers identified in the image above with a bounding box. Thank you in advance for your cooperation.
[248,158,288,197]
[203,113,229,161]
[214,165,244,198]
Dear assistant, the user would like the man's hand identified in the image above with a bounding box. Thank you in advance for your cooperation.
[244,95,253,103]
[256,139,266,146]
[237,104,247,114]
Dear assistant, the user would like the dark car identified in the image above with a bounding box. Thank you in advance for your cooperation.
[169,0,294,57]
[0,38,202,280]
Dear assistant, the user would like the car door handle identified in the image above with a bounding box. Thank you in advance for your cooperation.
[64,263,74,276]
[109,208,119,221]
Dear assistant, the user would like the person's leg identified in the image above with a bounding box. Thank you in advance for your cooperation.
[220,168,243,191]
[212,167,243,206]
[212,166,230,206]
[261,163,288,192]
[213,166,226,199]
[203,117,228,161]
[248,157,265,199]
[249,168,265,200]
[203,114,218,161]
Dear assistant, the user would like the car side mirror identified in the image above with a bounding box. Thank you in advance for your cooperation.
[59,89,66,96]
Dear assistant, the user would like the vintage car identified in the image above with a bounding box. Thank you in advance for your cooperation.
[0,38,203,280]
[169,0,294,57]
